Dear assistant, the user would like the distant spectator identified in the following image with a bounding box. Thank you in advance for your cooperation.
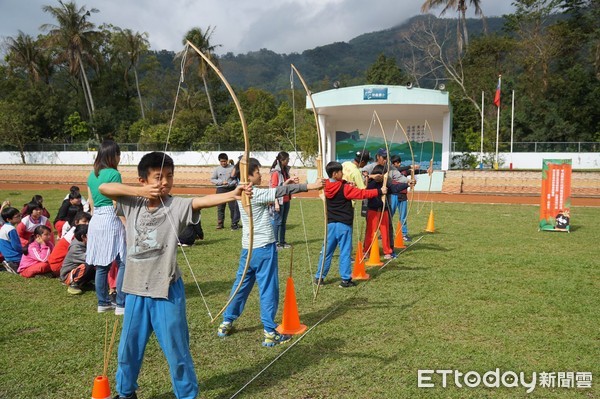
[211,153,240,230]
[270,151,297,249]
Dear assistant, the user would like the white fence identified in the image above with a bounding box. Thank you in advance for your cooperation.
[0,151,309,167]
[459,152,600,170]
[0,150,599,170]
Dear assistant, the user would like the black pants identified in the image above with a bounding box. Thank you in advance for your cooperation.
[179,223,204,245]
[216,187,240,227]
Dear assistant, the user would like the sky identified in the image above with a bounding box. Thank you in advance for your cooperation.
[1,0,516,55]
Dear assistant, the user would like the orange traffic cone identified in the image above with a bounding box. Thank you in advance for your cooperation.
[351,241,370,280]
[394,221,406,249]
[276,277,307,335]
[365,232,383,267]
[425,209,435,233]
[91,375,111,399]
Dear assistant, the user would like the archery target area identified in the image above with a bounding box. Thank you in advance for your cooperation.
[310,85,452,171]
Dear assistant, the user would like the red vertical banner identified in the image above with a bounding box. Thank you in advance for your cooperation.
[539,159,572,232]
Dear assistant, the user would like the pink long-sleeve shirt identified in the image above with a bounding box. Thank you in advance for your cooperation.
[18,241,54,273]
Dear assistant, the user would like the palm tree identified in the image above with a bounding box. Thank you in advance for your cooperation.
[4,31,53,84]
[182,26,221,125]
[112,28,149,119]
[421,0,484,53]
[40,0,100,123]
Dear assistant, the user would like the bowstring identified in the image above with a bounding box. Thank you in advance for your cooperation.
[290,67,316,295]
[394,120,415,234]
[353,113,376,255]
[360,111,388,261]
[157,42,213,320]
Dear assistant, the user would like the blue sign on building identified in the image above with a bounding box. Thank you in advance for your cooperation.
[363,88,388,100]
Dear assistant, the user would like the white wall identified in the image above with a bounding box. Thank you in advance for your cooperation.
[456,152,600,170]
[1,150,598,170]
[0,151,310,167]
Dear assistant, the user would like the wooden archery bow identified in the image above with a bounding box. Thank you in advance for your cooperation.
[290,64,327,301]
[185,40,254,322]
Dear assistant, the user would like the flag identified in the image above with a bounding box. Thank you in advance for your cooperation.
[493,75,501,107]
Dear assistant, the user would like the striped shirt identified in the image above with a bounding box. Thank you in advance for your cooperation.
[237,184,308,249]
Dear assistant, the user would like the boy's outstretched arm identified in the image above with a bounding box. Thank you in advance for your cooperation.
[99,182,162,200]
[192,184,253,210]
[273,178,325,199]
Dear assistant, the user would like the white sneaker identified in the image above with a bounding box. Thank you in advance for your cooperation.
[115,306,125,316]
[2,261,18,275]
[98,304,116,313]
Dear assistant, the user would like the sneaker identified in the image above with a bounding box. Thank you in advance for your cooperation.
[403,235,412,242]
[115,306,125,316]
[280,242,292,249]
[217,322,233,337]
[98,304,116,313]
[383,253,397,260]
[216,224,224,230]
[231,224,240,231]
[262,330,291,347]
[109,291,117,304]
[2,260,19,275]
[67,284,83,295]
[338,279,357,288]
[314,277,325,285]
[178,242,190,247]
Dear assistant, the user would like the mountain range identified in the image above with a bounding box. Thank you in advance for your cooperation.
[211,14,507,93]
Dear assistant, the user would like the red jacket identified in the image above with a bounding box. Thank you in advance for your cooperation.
[324,179,380,226]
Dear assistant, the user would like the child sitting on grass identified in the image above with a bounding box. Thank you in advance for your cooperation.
[60,224,94,295]
[17,202,54,247]
[17,225,54,278]
[54,189,84,238]
[0,206,23,274]
[49,211,91,276]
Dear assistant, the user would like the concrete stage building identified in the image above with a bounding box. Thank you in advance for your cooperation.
[309,84,452,172]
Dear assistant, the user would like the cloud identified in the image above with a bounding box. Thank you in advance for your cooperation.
[0,0,515,55]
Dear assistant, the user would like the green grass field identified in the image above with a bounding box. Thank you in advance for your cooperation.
[1,188,598,399]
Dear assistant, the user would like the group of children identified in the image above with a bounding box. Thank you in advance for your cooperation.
[1,146,421,399]
[0,189,117,299]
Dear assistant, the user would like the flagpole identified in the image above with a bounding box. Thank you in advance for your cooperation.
[480,91,484,169]
[510,89,515,170]
[494,75,501,170]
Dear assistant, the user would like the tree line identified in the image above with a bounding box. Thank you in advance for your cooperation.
[0,0,598,164]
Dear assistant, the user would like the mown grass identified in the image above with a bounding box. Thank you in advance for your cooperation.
[0,188,598,399]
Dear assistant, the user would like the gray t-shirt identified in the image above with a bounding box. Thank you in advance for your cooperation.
[117,196,199,299]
